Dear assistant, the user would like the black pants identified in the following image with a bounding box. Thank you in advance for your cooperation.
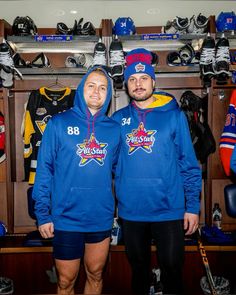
[122,219,185,295]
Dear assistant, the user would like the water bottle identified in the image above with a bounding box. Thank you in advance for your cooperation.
[212,203,222,229]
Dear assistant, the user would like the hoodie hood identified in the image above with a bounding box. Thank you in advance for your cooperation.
[147,91,179,111]
[73,66,112,119]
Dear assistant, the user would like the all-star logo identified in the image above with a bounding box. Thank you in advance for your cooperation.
[135,63,145,73]
[76,133,108,166]
[126,122,156,155]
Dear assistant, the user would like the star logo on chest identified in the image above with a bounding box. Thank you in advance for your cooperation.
[126,122,156,155]
[76,133,108,166]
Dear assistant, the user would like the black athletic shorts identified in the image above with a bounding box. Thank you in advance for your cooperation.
[53,229,111,260]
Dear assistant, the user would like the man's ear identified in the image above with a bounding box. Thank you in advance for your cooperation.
[152,79,155,89]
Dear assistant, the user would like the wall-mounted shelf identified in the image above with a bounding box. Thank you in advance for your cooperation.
[17,67,87,76]
[7,35,99,54]
[216,31,236,39]
[16,65,200,76]
[120,33,207,41]
[119,33,206,51]
[215,31,236,48]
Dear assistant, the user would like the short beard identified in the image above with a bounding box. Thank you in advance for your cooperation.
[129,88,154,102]
[131,96,150,102]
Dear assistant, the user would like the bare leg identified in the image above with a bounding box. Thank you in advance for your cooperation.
[55,258,80,295]
[83,237,110,294]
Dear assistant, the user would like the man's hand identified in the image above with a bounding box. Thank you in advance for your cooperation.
[184,212,199,235]
[38,222,54,239]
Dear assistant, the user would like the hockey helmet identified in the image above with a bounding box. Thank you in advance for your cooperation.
[113,17,136,36]
[71,18,83,35]
[81,22,96,36]
[56,22,72,35]
[216,11,236,32]
[73,19,96,36]
[12,16,38,36]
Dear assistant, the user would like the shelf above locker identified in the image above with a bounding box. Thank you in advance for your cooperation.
[17,67,87,75]
[14,65,200,79]
[7,35,99,54]
[119,33,206,51]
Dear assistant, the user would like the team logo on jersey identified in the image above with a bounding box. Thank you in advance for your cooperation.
[126,122,156,155]
[35,115,52,134]
[76,133,108,166]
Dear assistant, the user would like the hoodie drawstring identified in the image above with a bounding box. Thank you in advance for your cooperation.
[132,101,153,125]
[92,112,99,135]
[86,109,91,140]
[86,108,100,140]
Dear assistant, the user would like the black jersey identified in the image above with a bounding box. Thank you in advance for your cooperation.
[23,87,75,184]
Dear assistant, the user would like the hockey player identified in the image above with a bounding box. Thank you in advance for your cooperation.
[33,66,120,294]
[112,48,202,294]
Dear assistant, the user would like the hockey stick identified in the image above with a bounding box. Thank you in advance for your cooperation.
[197,227,217,295]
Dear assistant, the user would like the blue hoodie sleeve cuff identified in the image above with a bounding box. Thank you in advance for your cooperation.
[186,205,200,215]
[37,217,52,226]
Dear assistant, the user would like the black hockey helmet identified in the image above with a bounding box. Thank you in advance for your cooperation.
[12,16,38,36]
[72,18,96,36]
[56,22,72,35]
[81,22,96,35]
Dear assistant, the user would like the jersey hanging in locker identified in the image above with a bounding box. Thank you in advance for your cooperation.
[23,87,75,184]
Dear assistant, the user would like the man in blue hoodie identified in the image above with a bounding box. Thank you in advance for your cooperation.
[112,48,202,294]
[33,67,120,294]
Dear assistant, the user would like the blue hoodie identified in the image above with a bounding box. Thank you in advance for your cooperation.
[33,67,120,232]
[112,91,201,222]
